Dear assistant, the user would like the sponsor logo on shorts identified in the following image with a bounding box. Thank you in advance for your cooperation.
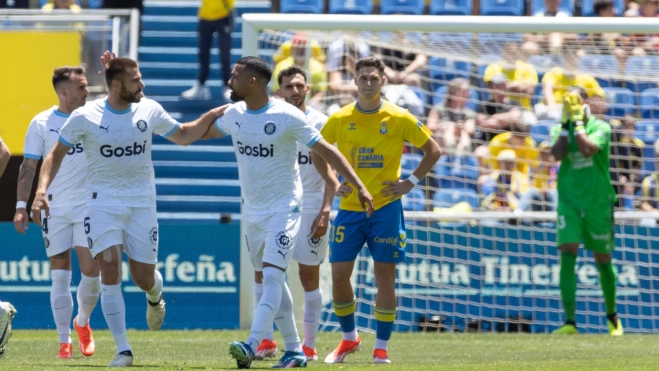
[277,250,289,259]
[373,236,398,246]
[264,122,276,135]
[590,232,611,241]
[275,231,292,250]
[150,227,158,245]
[136,120,148,132]
[43,237,50,249]
[87,237,93,249]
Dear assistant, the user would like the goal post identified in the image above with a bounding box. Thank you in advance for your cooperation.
[238,14,659,333]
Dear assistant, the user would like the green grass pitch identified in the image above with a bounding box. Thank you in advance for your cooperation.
[2,330,659,370]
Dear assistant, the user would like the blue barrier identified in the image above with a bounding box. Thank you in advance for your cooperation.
[0,222,241,330]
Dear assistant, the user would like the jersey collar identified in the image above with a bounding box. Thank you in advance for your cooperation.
[355,100,384,114]
[245,100,272,115]
[52,108,70,118]
[104,100,133,115]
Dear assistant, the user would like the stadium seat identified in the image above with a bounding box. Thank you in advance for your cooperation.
[402,188,427,211]
[527,55,560,79]
[281,0,324,14]
[531,0,573,15]
[581,0,623,16]
[428,57,473,91]
[329,0,373,14]
[380,0,425,14]
[432,85,479,112]
[429,32,472,49]
[579,55,617,88]
[434,155,479,191]
[603,87,634,118]
[433,188,479,209]
[641,145,656,178]
[624,56,659,103]
[640,89,659,120]
[635,120,659,145]
[480,0,523,15]
[401,153,423,178]
[531,120,556,145]
[430,0,472,15]
[477,33,524,56]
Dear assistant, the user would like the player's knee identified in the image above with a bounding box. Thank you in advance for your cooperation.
[559,244,579,256]
[298,264,319,291]
[594,252,612,264]
[99,260,121,285]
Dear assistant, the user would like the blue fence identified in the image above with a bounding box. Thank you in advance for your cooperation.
[0,222,241,330]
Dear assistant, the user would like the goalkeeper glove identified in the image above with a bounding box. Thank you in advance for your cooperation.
[563,91,584,124]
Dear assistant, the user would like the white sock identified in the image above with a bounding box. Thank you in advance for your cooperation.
[76,274,100,327]
[101,283,131,353]
[254,282,274,341]
[302,288,322,350]
[273,282,300,353]
[374,339,388,352]
[344,328,358,342]
[247,267,285,350]
[146,270,163,303]
[50,270,73,344]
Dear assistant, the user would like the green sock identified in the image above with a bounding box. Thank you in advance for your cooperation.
[597,261,618,315]
[559,252,578,323]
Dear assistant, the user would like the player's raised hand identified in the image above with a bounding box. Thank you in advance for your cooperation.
[13,208,29,234]
[31,193,50,227]
[99,51,116,75]
[381,179,415,202]
[310,210,330,239]
[336,182,353,198]
[357,187,374,218]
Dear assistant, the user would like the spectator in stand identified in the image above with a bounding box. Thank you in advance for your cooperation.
[475,73,524,147]
[488,121,539,175]
[41,0,81,12]
[271,33,328,109]
[624,0,641,15]
[640,140,659,211]
[526,0,577,54]
[376,32,427,87]
[580,0,628,71]
[426,78,476,156]
[610,116,644,208]
[483,43,538,112]
[632,0,659,51]
[516,141,559,212]
[181,0,234,101]
[272,36,326,65]
[327,42,364,116]
[535,49,605,121]
[480,150,532,212]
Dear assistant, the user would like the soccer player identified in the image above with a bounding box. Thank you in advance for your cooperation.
[549,87,622,336]
[13,67,101,359]
[31,57,229,367]
[321,56,441,364]
[254,65,339,362]
[201,56,374,369]
[0,136,17,357]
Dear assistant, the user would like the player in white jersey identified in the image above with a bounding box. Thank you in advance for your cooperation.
[13,67,101,359]
[201,56,373,369]
[31,57,228,367]
[253,65,339,362]
[0,136,17,356]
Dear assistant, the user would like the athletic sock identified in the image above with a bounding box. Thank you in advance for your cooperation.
[146,270,163,303]
[101,283,131,353]
[51,270,73,344]
[254,282,274,342]
[247,267,285,350]
[597,261,618,316]
[559,252,578,323]
[76,274,101,327]
[302,288,322,350]
[334,298,358,341]
[374,306,396,351]
[273,282,301,353]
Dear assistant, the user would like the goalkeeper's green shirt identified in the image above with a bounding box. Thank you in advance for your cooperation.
[550,117,617,209]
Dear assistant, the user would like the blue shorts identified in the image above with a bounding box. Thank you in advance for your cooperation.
[329,199,406,264]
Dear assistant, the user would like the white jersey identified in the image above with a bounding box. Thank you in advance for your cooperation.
[24,107,87,207]
[298,108,328,211]
[215,99,322,216]
[59,98,179,207]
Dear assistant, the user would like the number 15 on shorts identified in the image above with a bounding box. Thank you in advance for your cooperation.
[330,226,345,243]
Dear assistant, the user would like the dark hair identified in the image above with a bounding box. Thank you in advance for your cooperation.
[593,0,614,14]
[52,66,85,89]
[568,86,589,100]
[236,56,273,82]
[105,58,138,87]
[355,56,385,75]
[277,65,307,86]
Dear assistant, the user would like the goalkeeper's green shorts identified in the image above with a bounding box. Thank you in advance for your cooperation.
[556,202,615,254]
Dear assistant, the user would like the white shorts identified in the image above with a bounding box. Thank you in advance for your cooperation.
[40,204,88,257]
[86,205,159,265]
[244,211,301,271]
[292,210,329,266]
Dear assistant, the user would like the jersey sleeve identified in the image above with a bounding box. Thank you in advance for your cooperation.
[588,121,611,151]
[401,112,432,148]
[320,115,339,145]
[542,68,559,85]
[151,102,180,137]
[23,119,44,159]
[214,111,232,137]
[290,112,322,148]
[642,177,651,198]
[59,111,86,148]
[549,124,562,145]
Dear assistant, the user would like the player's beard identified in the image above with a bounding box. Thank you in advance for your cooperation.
[285,95,304,108]
[120,86,143,103]
[229,89,244,102]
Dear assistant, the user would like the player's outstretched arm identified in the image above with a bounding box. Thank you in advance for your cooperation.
[382,138,441,201]
[31,142,69,227]
[309,151,342,238]
[0,142,10,179]
[311,138,374,216]
[14,158,38,234]
[551,135,568,161]
[167,104,230,145]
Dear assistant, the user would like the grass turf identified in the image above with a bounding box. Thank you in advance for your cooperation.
[2,330,659,370]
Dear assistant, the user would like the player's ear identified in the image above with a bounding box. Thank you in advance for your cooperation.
[305,84,310,94]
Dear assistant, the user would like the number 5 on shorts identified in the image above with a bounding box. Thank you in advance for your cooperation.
[557,215,566,229]
[331,226,345,243]
[84,217,91,234]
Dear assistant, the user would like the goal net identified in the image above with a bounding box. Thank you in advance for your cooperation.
[244,14,659,333]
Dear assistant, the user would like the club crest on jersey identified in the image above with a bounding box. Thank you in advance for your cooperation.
[264,122,276,135]
[136,120,148,132]
[275,231,292,250]
[380,122,388,134]
[149,227,158,245]
[43,237,50,249]
[348,123,356,130]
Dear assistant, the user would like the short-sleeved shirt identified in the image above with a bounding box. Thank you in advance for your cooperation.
[59,98,180,207]
[271,57,327,93]
[321,100,432,211]
[483,60,538,109]
[24,107,87,207]
[542,67,605,103]
[550,117,617,209]
[298,108,329,211]
[488,132,539,174]
[475,98,521,143]
[215,100,322,216]
[326,39,370,72]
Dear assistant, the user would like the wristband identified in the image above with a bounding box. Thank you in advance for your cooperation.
[574,124,585,135]
[16,201,27,209]
[559,130,569,137]
[407,174,420,186]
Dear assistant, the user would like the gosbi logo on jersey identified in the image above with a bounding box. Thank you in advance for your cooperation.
[100,141,147,158]
[67,143,83,156]
[236,141,273,157]
[298,151,312,165]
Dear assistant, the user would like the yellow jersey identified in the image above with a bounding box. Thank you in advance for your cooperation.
[488,132,539,175]
[271,57,328,93]
[321,100,432,212]
[483,60,538,109]
[199,0,234,21]
[542,67,605,103]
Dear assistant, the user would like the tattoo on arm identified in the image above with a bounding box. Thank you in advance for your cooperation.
[51,251,69,259]
[17,160,38,202]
